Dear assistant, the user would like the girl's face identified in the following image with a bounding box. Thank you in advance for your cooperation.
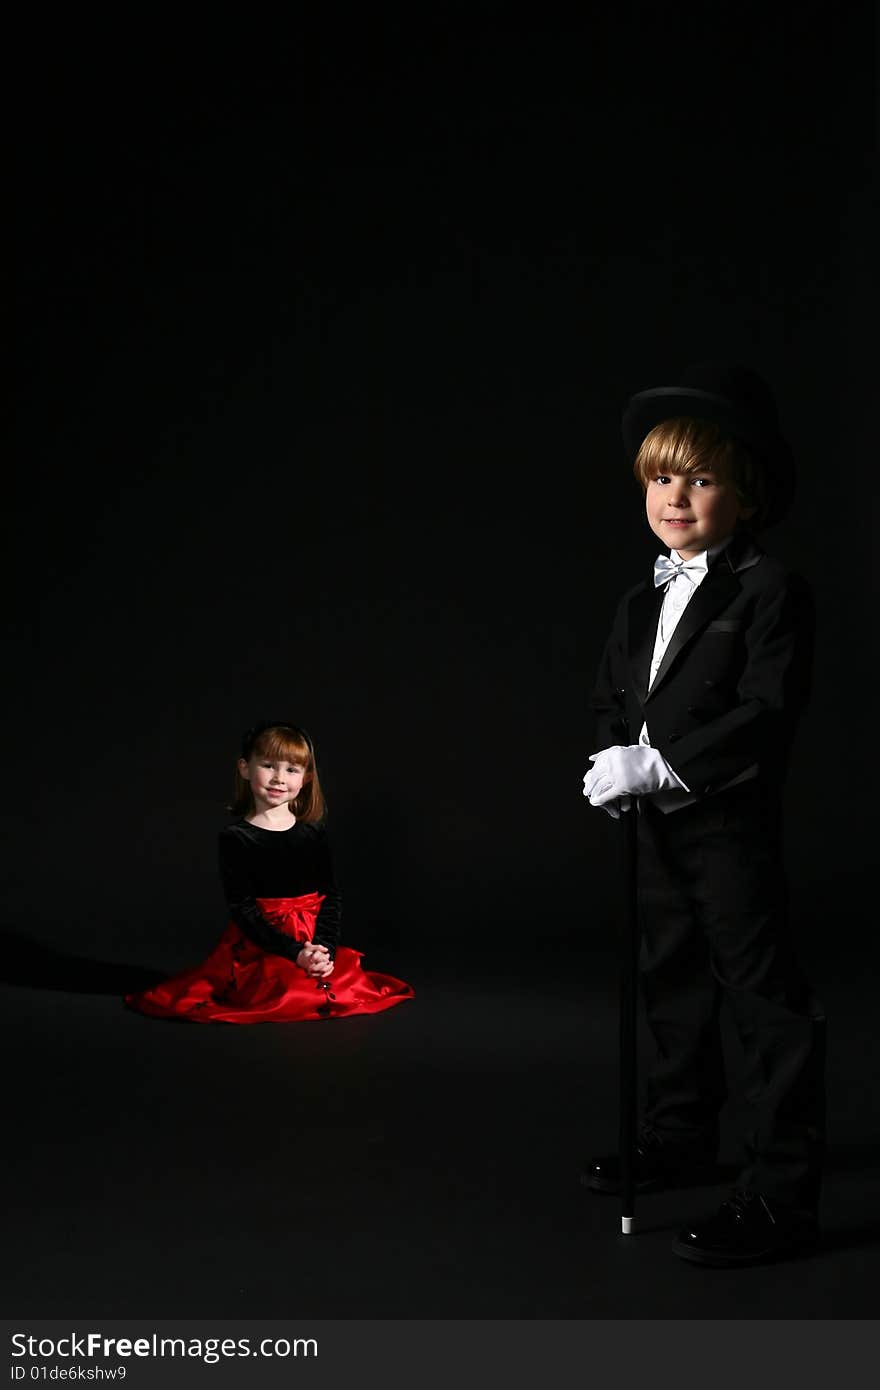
[645,467,754,560]
[238,753,308,813]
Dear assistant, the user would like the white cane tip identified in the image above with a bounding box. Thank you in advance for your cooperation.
[622,1216,633,1234]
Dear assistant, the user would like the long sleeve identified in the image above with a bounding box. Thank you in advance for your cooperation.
[649,569,815,795]
[217,832,306,962]
[312,891,341,955]
[310,834,341,957]
[591,536,815,807]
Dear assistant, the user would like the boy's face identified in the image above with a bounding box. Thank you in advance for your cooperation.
[645,467,754,559]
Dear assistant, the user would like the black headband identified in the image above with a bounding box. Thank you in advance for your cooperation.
[240,721,315,762]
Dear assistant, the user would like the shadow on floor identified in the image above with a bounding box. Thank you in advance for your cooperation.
[0,928,166,995]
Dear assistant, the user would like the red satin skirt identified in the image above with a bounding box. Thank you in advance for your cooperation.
[125,894,414,1024]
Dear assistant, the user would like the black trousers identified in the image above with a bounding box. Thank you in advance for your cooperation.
[636,781,826,1211]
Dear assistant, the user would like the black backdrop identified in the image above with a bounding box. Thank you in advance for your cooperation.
[10,7,875,979]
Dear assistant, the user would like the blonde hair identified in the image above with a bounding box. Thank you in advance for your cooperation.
[633,417,766,524]
[229,724,326,822]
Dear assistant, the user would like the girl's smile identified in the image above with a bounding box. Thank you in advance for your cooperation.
[237,755,308,827]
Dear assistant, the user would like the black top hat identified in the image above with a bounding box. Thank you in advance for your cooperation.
[621,362,796,526]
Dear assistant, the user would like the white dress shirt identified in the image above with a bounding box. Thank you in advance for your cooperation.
[639,538,755,813]
[646,548,711,694]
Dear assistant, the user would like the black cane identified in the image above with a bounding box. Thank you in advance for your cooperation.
[618,799,639,1234]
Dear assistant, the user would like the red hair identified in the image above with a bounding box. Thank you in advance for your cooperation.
[229,725,326,822]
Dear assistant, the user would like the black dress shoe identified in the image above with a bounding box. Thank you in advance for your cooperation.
[581,1127,717,1195]
[672,1189,819,1266]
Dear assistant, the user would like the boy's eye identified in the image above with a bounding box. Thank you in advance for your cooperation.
[653,474,715,487]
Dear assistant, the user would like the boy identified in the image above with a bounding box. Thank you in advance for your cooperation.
[582,362,826,1266]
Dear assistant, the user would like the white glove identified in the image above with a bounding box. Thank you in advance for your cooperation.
[583,744,687,816]
[591,791,633,820]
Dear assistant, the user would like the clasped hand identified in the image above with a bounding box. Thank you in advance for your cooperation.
[582,744,683,818]
[298,942,334,979]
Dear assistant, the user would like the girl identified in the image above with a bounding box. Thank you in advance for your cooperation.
[125,720,414,1023]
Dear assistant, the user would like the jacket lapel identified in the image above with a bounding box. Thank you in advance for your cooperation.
[645,563,740,697]
[630,530,764,703]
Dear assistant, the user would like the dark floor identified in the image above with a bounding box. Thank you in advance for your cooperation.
[3,929,878,1320]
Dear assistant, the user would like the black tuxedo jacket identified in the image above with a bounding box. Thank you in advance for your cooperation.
[591,528,815,799]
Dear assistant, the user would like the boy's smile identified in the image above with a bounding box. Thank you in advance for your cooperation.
[645,469,754,559]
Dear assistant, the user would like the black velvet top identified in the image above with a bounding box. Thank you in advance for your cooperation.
[217,819,342,962]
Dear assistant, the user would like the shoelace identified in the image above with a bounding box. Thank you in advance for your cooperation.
[636,1124,663,1152]
[724,1189,776,1223]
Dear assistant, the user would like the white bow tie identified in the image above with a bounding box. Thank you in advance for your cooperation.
[653,554,705,589]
